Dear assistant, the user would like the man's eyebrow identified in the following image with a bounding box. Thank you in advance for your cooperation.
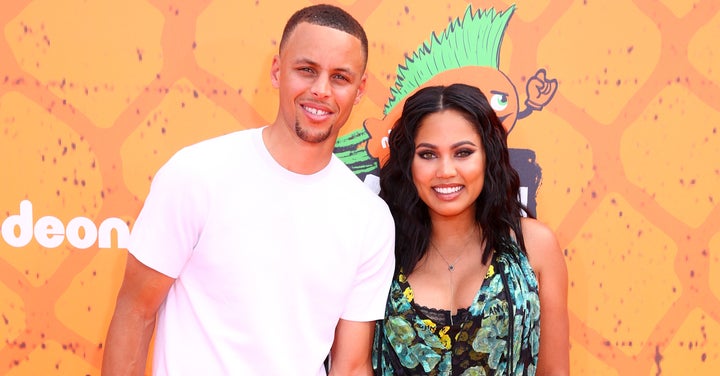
[292,57,318,66]
[292,58,358,76]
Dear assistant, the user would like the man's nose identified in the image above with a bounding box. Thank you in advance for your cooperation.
[311,75,330,98]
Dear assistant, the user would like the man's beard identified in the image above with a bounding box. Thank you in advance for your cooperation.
[295,120,333,143]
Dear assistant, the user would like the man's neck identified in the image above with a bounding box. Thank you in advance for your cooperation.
[262,125,336,175]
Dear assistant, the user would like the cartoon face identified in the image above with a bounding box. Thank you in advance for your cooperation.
[334,5,557,191]
[363,66,519,164]
[476,68,519,133]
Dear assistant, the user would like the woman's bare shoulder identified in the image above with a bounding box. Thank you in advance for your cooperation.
[519,217,563,273]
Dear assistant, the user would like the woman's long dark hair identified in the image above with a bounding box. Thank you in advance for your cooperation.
[379,83,532,274]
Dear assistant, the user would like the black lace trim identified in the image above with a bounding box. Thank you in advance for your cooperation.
[413,303,471,328]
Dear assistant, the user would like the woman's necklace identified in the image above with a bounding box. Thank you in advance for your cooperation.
[433,245,463,271]
[429,227,478,325]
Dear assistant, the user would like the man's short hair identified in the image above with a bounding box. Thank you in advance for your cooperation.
[279,4,368,65]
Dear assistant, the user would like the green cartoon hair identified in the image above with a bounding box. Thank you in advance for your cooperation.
[384,4,515,115]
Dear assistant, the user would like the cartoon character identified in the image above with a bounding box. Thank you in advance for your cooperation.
[334,4,557,201]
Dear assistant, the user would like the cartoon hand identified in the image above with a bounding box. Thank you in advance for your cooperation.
[525,68,558,111]
[363,116,394,161]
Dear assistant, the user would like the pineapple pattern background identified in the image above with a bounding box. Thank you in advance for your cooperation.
[1,0,719,375]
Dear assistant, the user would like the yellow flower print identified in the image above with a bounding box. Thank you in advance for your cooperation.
[403,287,414,302]
[486,264,495,278]
[439,326,452,349]
[422,319,437,332]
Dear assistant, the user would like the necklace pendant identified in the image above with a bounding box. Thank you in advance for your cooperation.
[448,265,454,271]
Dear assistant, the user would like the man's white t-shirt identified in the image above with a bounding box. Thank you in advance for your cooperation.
[129,127,395,375]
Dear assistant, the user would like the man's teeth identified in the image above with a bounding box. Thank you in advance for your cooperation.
[434,186,462,194]
[304,106,329,116]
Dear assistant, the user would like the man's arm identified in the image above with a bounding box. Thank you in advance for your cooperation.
[327,319,375,376]
[102,254,175,376]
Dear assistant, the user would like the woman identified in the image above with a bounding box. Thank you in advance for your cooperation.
[374,84,569,375]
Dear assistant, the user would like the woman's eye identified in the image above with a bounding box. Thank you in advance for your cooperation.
[456,149,474,158]
[417,151,435,159]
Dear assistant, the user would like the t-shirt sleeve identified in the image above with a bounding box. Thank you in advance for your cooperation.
[340,201,395,322]
[127,149,207,278]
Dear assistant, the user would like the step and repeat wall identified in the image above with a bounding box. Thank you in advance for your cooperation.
[1,0,719,374]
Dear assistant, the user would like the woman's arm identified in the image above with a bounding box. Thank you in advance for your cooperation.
[522,218,570,376]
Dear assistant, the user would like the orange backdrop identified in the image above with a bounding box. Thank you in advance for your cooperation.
[1,0,719,375]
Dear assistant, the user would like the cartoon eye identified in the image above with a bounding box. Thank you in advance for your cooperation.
[489,93,509,111]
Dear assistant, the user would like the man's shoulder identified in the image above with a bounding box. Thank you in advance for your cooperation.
[327,163,392,217]
[158,128,263,177]
[182,127,261,154]
[329,160,381,197]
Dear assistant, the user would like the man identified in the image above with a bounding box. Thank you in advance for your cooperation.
[102,5,395,375]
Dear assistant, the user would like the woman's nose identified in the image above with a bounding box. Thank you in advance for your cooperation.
[436,158,457,178]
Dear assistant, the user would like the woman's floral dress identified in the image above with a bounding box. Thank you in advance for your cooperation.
[373,241,540,376]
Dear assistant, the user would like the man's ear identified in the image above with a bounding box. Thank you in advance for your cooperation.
[354,73,368,105]
[270,55,281,89]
